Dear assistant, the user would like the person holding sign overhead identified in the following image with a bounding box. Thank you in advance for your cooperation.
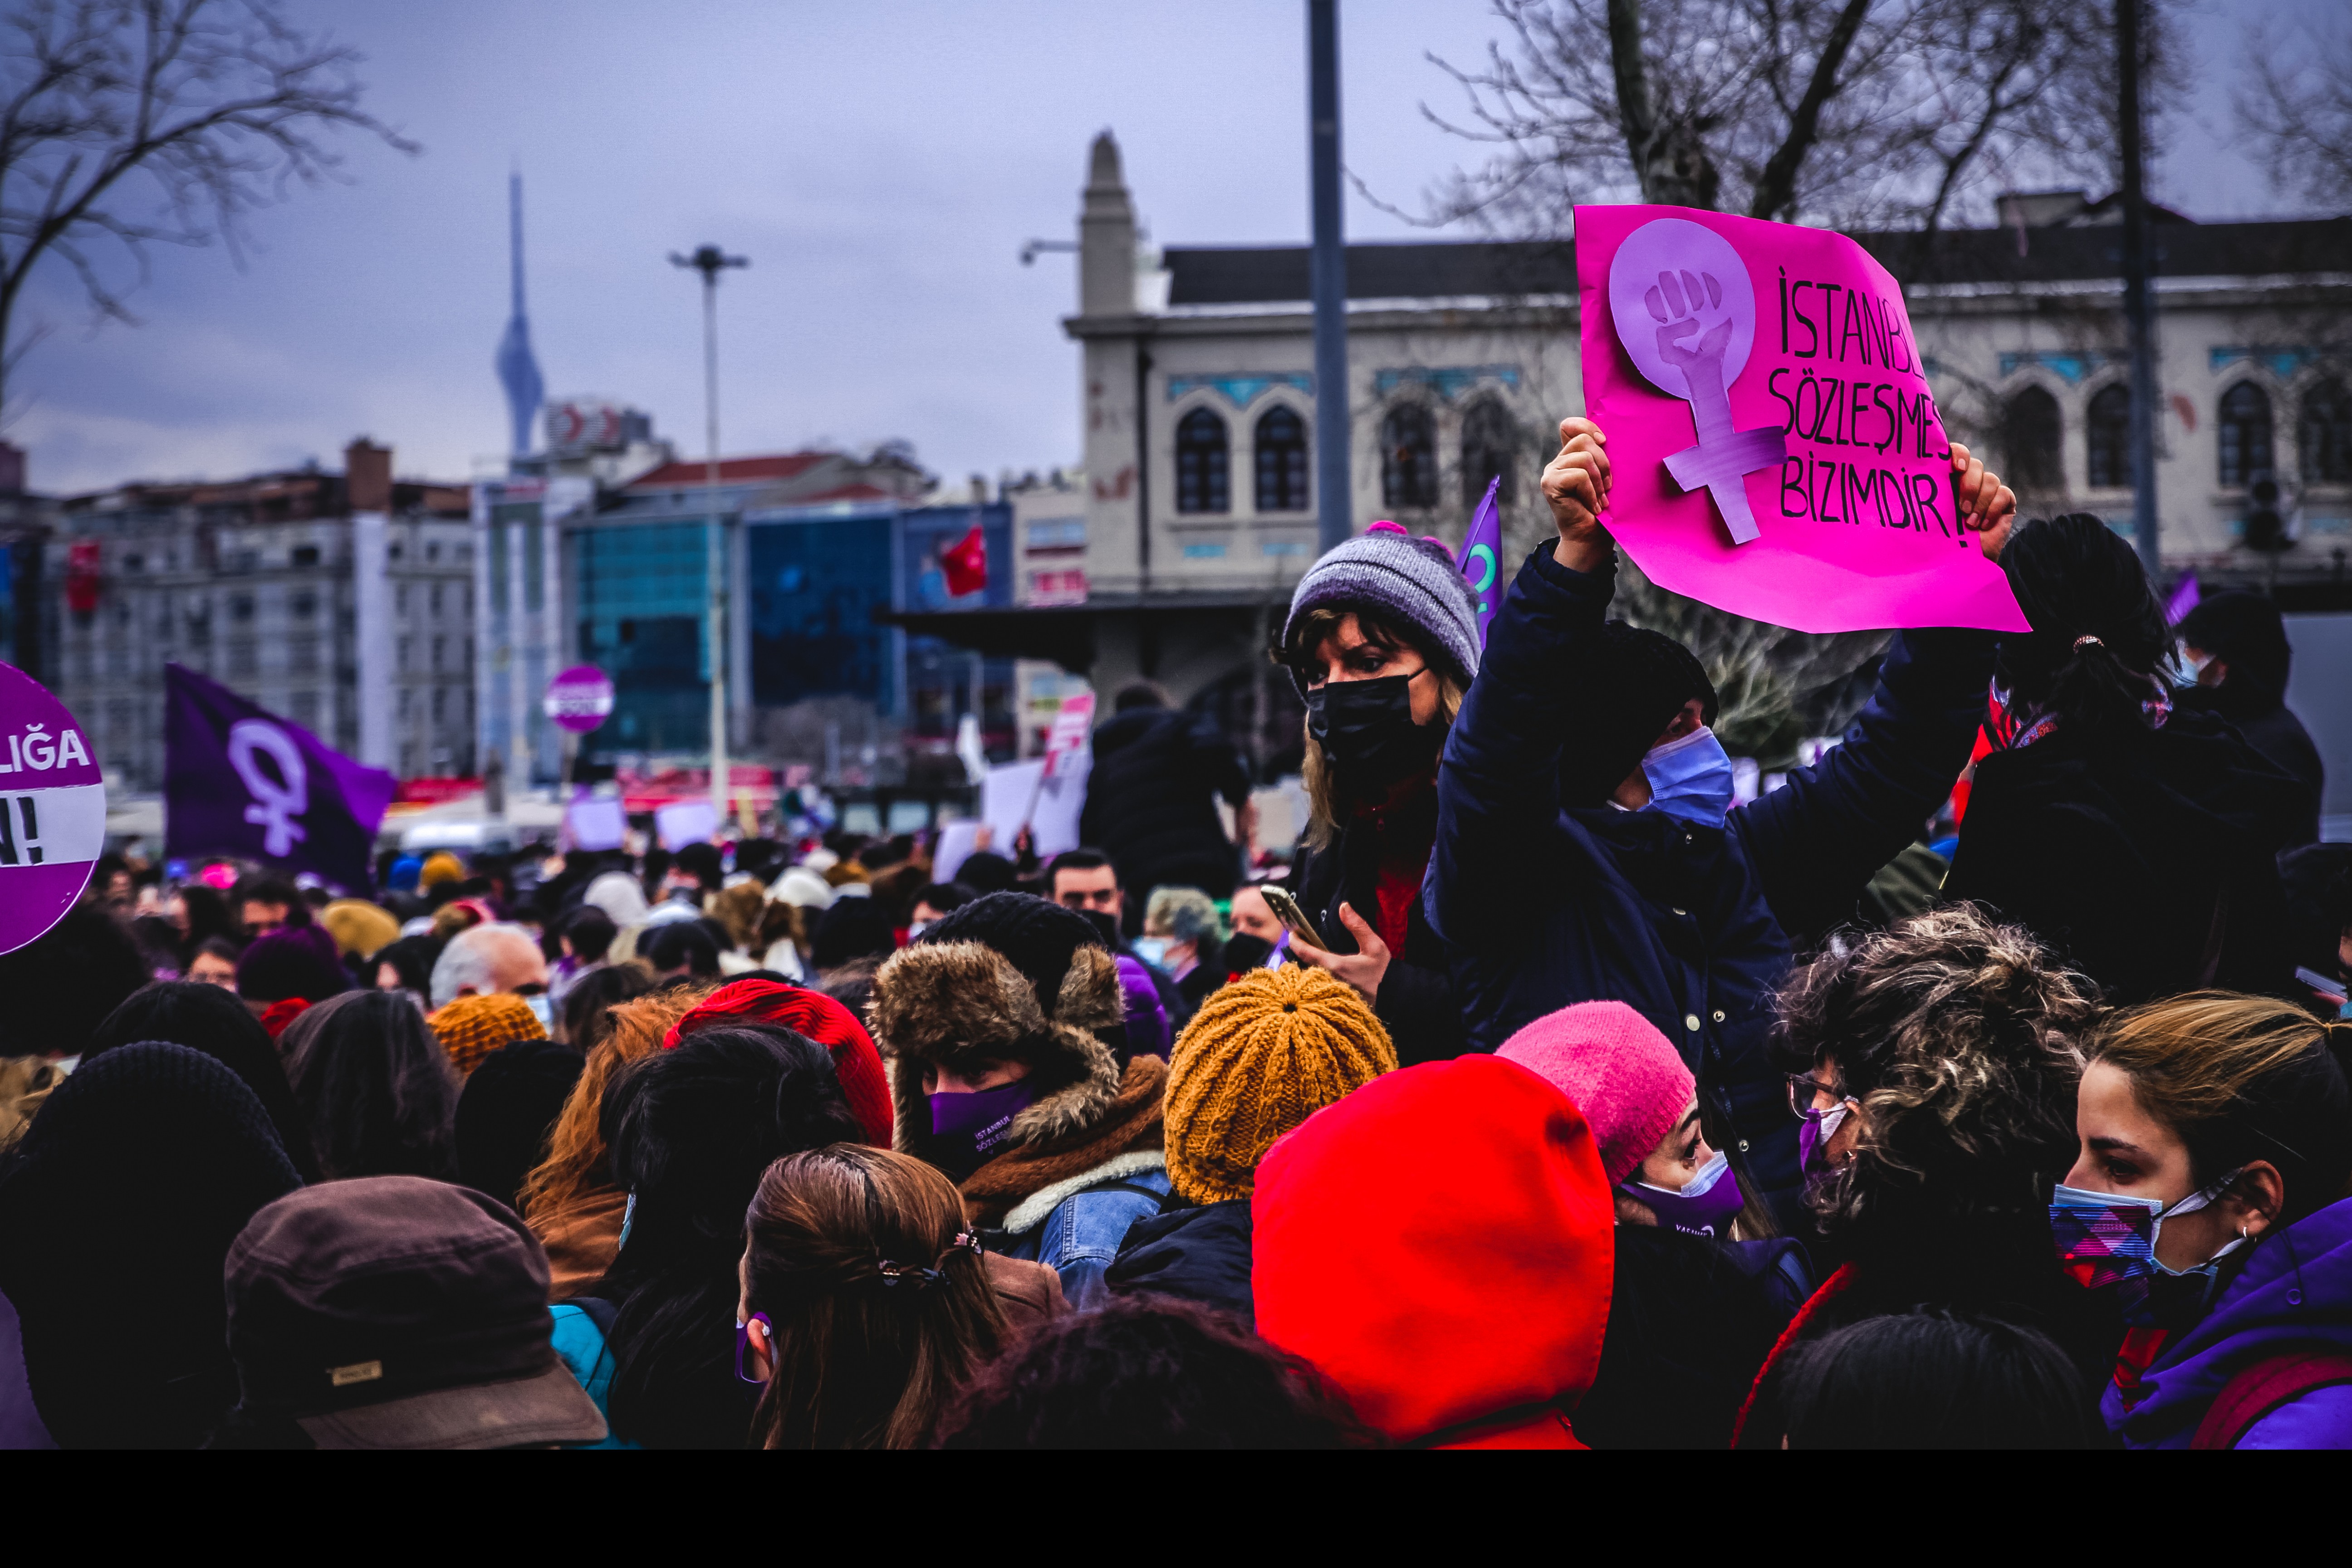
[1428,415,2016,1228]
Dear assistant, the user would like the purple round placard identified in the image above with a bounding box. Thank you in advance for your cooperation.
[0,663,107,956]
[543,665,616,735]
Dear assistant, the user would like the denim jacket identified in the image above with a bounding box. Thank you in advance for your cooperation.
[986,1153,1170,1312]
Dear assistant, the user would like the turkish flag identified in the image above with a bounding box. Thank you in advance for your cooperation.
[941,524,988,598]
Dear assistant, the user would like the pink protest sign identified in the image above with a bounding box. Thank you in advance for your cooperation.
[0,664,107,955]
[1576,204,2027,633]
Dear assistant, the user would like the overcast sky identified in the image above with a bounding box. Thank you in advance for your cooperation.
[9,0,2336,496]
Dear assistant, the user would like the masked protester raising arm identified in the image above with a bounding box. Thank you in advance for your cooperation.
[1427,416,2016,1227]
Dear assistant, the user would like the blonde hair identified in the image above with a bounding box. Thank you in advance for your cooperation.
[2087,992,2352,1209]
[1281,604,1464,851]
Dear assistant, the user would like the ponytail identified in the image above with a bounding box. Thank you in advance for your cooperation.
[1996,514,2169,744]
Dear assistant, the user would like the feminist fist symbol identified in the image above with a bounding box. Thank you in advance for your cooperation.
[1650,268,1733,371]
[1608,220,1788,546]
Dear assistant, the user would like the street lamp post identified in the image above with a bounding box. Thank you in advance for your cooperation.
[671,243,749,830]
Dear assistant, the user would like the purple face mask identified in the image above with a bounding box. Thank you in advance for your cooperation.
[1621,1151,1744,1238]
[1798,1102,1850,1176]
[927,1078,1039,1181]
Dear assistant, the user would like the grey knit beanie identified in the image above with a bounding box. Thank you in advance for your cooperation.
[1282,522,1482,686]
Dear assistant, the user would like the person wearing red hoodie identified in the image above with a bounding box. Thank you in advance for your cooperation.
[659,978,895,1146]
[1251,1053,1614,1446]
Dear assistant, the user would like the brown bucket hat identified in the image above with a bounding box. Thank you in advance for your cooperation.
[225,1176,606,1450]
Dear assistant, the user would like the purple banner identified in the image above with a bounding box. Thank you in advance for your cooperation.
[163,663,397,892]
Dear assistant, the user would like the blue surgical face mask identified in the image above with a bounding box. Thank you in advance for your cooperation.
[1642,725,1735,829]
[1131,936,1172,969]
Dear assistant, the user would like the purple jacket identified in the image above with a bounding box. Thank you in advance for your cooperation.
[2104,1194,2352,1449]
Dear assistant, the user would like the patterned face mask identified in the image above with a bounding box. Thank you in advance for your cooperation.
[2048,1169,2247,1326]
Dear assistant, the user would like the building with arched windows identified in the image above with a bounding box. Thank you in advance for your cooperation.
[894,138,2352,782]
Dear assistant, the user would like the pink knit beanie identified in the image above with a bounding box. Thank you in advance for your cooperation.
[1496,1002,1694,1185]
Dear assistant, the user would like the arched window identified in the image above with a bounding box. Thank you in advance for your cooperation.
[1175,407,1230,514]
[1461,398,1520,510]
[1254,406,1309,512]
[2300,377,2352,485]
[2218,381,2274,488]
[2002,386,2063,493]
[2086,383,2132,490]
[1381,404,1438,510]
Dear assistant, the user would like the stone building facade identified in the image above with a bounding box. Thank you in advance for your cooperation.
[1008,134,2351,720]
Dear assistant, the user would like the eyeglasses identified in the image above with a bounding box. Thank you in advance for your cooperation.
[1786,1071,1849,1121]
[734,1311,773,1385]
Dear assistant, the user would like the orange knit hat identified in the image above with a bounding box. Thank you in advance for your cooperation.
[1163,965,1396,1206]
[426,993,547,1079]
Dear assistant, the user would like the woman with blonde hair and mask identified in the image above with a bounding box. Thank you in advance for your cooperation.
[735,1145,1058,1449]
[1274,521,1479,1064]
[2053,994,2352,1448]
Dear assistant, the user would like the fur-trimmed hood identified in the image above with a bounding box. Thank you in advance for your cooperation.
[870,938,1131,1165]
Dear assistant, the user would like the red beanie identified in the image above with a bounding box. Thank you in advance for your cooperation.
[1496,1001,1693,1186]
[662,979,893,1146]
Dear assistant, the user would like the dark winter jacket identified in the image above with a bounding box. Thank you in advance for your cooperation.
[1079,706,1251,916]
[2173,682,2324,849]
[1945,707,2307,1004]
[1289,774,1464,1065]
[1575,1225,1807,1450]
[1732,1225,2124,1447]
[2105,1194,2352,1450]
[1104,1196,1254,1329]
[1428,545,1994,1215]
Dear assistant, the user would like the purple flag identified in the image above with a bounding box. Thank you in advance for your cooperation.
[2163,570,2200,626]
[164,663,397,892]
[1460,475,1503,647]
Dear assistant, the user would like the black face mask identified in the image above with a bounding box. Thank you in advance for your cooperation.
[1305,672,1442,794]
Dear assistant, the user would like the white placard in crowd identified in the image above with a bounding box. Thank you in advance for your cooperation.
[931,818,983,886]
[566,796,628,852]
[654,798,719,851]
[981,748,1090,861]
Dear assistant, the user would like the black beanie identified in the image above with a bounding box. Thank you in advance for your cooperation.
[0,1042,302,1448]
[2176,589,2292,700]
[1559,622,1721,808]
[916,892,1109,1020]
[811,897,899,970]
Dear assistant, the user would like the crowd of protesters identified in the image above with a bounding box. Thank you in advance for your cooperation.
[1,412,2348,1450]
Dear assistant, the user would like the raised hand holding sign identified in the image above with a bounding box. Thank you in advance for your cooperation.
[1577,203,2027,634]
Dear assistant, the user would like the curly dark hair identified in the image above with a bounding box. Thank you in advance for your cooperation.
[929,1294,1380,1450]
[1774,905,2103,1258]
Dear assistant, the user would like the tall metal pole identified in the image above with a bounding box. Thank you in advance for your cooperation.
[671,245,748,827]
[2117,0,2160,578]
[1308,0,1350,553]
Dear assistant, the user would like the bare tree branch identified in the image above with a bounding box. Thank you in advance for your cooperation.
[0,0,417,418]
[2238,15,2352,211]
[1748,0,1872,220]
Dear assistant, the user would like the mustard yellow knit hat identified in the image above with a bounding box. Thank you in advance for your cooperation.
[1163,965,1397,1205]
